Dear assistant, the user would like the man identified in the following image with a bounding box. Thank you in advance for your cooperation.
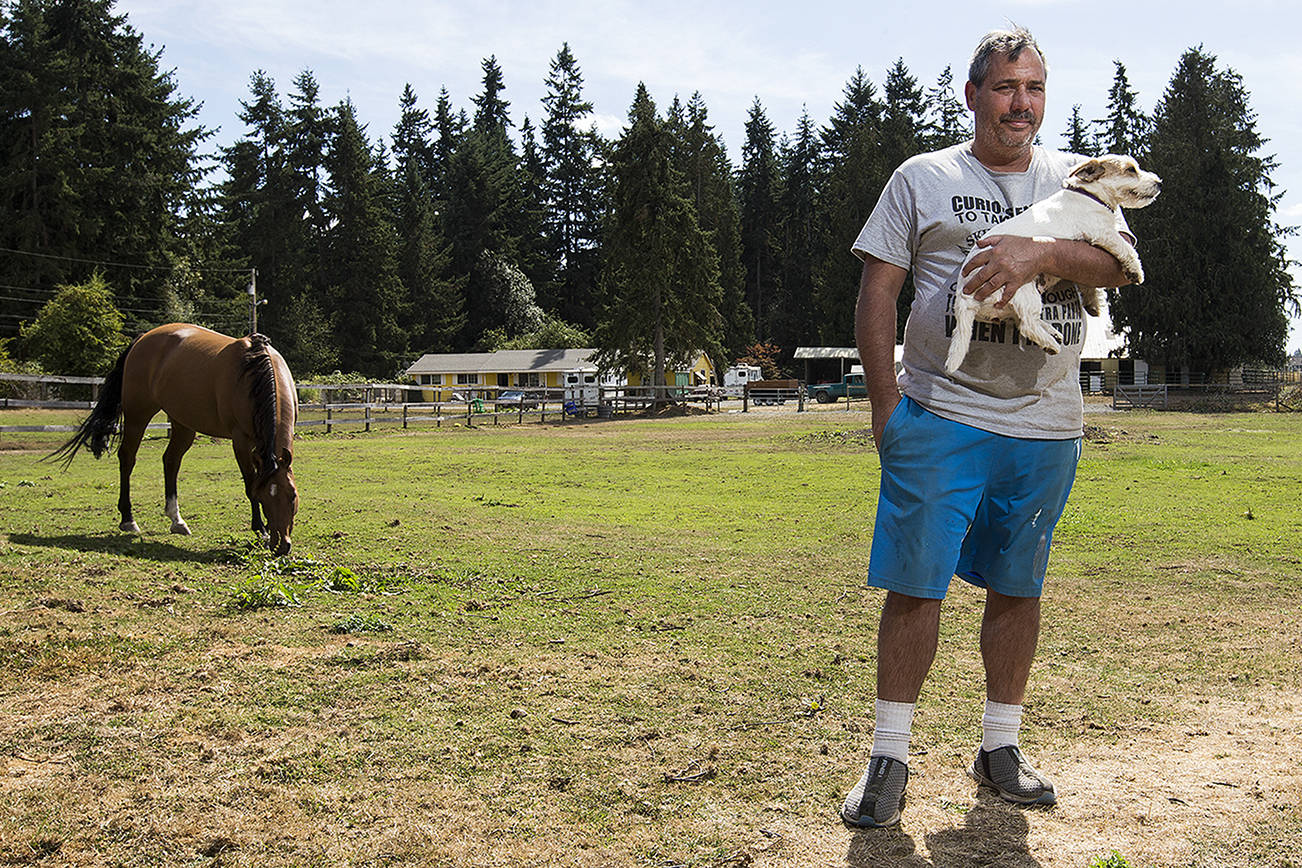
[840,26,1135,829]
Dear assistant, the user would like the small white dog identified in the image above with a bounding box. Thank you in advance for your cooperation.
[944,154,1162,375]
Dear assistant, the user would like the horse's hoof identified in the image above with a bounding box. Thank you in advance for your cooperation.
[120,521,140,533]
[171,522,191,535]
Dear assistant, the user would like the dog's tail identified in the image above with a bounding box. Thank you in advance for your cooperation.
[46,338,135,468]
[944,295,977,375]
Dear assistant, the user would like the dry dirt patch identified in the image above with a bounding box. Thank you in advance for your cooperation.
[760,687,1302,868]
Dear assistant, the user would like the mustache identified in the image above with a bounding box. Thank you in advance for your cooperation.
[1001,111,1037,123]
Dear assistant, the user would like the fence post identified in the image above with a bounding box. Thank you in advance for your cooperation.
[403,404,408,429]
[326,406,332,434]
[365,400,371,432]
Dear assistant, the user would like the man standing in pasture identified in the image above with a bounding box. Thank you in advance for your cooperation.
[840,25,1137,828]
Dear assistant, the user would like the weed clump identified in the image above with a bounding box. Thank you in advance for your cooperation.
[226,549,369,611]
[327,613,394,634]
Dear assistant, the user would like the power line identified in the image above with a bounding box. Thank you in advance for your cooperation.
[0,282,59,296]
[0,245,250,274]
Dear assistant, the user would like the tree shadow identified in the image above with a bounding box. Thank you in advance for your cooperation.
[847,792,1044,867]
[8,531,240,565]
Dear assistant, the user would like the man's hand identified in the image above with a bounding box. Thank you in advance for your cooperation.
[961,234,1132,306]
[960,234,1052,307]
[871,392,901,448]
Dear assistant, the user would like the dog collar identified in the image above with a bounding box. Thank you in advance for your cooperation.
[1062,184,1112,210]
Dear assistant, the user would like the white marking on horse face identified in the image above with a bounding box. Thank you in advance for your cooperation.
[269,483,277,497]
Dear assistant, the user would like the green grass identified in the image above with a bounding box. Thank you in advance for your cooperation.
[1,408,1299,866]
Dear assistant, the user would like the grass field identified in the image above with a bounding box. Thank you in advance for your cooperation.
[1,407,1299,867]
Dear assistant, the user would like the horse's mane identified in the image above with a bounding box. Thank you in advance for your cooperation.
[243,334,281,483]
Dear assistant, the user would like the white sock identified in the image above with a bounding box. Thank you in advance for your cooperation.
[981,699,1022,752]
[870,699,915,764]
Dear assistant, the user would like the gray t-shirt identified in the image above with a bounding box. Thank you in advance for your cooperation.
[852,143,1122,439]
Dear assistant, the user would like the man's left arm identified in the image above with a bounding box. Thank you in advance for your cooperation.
[961,235,1132,305]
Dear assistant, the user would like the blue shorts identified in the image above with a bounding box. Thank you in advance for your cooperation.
[868,395,1081,600]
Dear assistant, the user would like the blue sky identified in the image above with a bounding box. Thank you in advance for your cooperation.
[116,0,1302,353]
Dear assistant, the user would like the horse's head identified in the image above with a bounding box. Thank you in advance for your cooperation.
[253,448,298,556]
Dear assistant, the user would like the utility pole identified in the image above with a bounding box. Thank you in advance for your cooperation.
[247,268,266,334]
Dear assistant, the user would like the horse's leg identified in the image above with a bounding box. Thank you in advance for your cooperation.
[231,437,266,538]
[117,419,147,533]
[162,420,196,535]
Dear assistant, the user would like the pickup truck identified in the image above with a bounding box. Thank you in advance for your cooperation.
[809,372,867,403]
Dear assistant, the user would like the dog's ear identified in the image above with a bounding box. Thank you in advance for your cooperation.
[1070,158,1106,182]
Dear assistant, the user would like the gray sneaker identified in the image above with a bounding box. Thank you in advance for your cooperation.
[970,745,1057,806]
[841,755,909,828]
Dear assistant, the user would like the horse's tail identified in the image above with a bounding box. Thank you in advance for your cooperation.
[47,338,136,468]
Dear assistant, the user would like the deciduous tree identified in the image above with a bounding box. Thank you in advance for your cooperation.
[19,273,128,374]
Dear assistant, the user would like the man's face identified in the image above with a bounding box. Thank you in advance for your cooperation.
[965,48,1046,155]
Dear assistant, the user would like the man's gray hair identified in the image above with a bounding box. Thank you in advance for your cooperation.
[968,25,1046,87]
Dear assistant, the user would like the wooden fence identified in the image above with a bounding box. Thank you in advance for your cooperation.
[0,375,729,435]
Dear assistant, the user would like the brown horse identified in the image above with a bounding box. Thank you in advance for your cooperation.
[53,324,299,555]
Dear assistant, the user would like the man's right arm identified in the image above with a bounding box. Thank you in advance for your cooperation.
[854,254,909,446]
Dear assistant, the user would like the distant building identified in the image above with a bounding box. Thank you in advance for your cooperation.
[403,348,715,400]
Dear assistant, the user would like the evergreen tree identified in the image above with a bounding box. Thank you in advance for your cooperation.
[881,58,925,172]
[812,68,887,344]
[472,55,512,143]
[1062,104,1098,156]
[596,85,723,402]
[430,87,463,202]
[321,100,408,375]
[737,98,783,344]
[270,70,332,355]
[1095,60,1147,155]
[392,84,434,181]
[539,43,604,328]
[445,57,531,346]
[391,85,464,354]
[286,70,329,245]
[674,93,751,361]
[0,0,207,338]
[923,65,970,149]
[219,71,336,368]
[1116,47,1296,374]
[516,115,554,296]
[777,108,819,349]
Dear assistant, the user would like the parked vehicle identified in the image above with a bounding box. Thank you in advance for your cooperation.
[810,369,867,403]
[563,369,601,407]
[496,389,541,409]
[723,364,764,397]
